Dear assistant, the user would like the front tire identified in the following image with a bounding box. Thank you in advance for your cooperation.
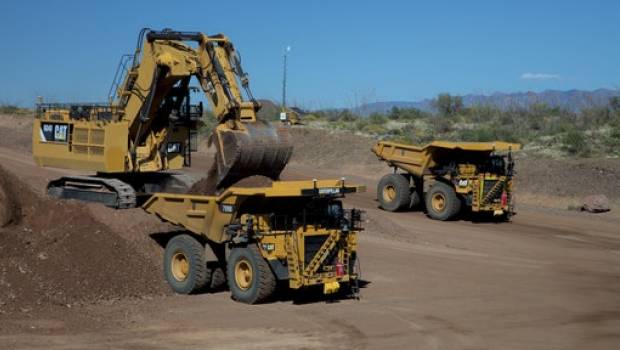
[425,182,461,221]
[164,234,211,294]
[377,174,411,212]
[227,245,276,304]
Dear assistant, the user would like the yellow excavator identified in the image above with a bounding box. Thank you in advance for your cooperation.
[32,28,293,208]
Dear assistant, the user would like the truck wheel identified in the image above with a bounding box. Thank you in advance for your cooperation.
[377,174,411,212]
[227,245,276,304]
[425,182,461,221]
[164,234,211,294]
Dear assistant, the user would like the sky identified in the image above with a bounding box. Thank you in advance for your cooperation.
[0,0,618,108]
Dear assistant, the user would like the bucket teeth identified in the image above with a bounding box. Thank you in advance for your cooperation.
[213,120,293,190]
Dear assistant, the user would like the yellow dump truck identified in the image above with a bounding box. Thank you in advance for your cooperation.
[143,179,364,304]
[371,140,520,221]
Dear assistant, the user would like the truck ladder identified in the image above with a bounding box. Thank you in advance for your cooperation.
[285,234,303,289]
[303,232,340,277]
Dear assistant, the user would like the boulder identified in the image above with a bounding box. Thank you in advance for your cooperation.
[581,194,611,213]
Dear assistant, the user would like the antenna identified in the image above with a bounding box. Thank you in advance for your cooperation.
[280,46,291,122]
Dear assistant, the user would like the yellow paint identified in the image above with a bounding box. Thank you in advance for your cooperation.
[143,180,363,290]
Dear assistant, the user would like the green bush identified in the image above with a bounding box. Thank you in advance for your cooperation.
[562,129,587,155]
[0,104,30,114]
[368,113,387,125]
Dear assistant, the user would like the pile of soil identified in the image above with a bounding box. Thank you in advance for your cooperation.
[515,157,620,199]
[289,128,379,170]
[0,165,167,315]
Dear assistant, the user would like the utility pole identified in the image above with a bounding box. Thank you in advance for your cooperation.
[280,46,291,122]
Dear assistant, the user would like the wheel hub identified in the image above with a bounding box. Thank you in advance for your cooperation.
[432,193,446,212]
[171,252,189,281]
[235,259,253,291]
[382,185,396,202]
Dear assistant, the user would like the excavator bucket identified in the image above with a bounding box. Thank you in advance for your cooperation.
[212,120,293,190]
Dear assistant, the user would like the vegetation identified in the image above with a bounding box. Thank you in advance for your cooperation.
[0,104,31,115]
[302,93,620,158]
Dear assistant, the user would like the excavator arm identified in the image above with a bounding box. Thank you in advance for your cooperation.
[114,29,292,191]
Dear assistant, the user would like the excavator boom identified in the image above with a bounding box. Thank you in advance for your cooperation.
[114,29,292,191]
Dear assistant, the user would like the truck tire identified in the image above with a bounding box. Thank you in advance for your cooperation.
[377,174,411,212]
[164,234,211,294]
[227,245,276,304]
[425,182,461,221]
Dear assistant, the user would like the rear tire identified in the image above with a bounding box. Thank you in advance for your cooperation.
[377,174,411,212]
[425,182,461,221]
[227,245,276,304]
[164,234,210,294]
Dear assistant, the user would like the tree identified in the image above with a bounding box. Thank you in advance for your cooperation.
[432,93,463,116]
[388,107,401,120]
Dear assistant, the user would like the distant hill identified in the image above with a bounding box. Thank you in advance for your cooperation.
[354,89,620,116]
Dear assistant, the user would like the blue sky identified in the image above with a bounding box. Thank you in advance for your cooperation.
[0,0,618,108]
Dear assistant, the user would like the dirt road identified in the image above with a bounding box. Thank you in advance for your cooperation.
[0,148,619,349]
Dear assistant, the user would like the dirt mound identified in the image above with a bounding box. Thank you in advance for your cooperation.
[0,165,166,315]
[290,128,378,168]
[515,157,620,200]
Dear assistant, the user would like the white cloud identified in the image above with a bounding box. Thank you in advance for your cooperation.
[520,72,561,81]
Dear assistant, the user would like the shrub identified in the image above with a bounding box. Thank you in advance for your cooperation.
[368,113,387,125]
[0,104,30,114]
[561,129,587,155]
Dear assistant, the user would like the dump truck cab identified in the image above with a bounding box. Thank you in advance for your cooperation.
[143,179,365,304]
[372,140,520,221]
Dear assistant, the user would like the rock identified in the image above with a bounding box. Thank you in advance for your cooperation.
[582,194,611,213]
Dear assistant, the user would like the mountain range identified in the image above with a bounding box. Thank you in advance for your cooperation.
[353,88,620,116]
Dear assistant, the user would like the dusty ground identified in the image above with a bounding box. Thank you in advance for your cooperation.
[0,114,619,349]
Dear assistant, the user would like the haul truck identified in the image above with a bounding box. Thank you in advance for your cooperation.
[143,179,365,304]
[372,140,520,221]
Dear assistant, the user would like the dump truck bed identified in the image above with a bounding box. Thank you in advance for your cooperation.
[143,179,365,243]
[371,140,521,176]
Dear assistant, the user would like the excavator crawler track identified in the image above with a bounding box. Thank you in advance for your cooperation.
[47,176,137,209]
